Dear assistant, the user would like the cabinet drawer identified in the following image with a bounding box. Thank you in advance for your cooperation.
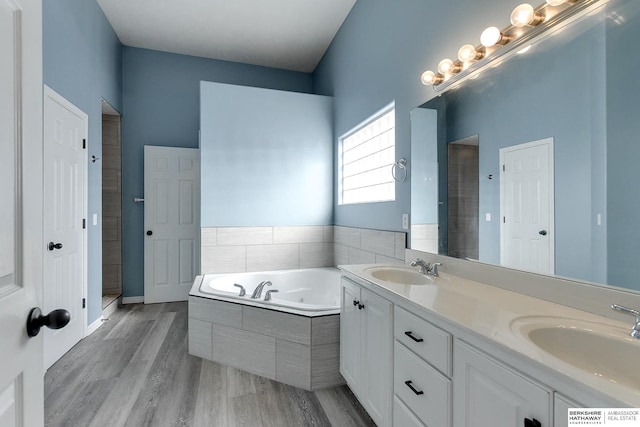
[393,396,426,427]
[394,306,452,375]
[394,341,451,427]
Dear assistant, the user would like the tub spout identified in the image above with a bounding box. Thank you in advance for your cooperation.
[251,280,272,299]
[264,289,279,301]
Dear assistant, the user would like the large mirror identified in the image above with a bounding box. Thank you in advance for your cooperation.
[410,0,640,292]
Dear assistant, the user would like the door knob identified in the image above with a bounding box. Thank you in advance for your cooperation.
[48,242,63,251]
[538,230,547,236]
[146,230,153,236]
[26,307,71,337]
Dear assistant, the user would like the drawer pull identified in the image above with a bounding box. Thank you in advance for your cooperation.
[404,380,424,396]
[404,331,424,343]
[524,418,541,427]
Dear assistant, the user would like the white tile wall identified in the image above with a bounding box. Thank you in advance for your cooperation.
[200,225,406,274]
[411,224,438,254]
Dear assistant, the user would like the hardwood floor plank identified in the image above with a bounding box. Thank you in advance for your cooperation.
[45,302,374,427]
[315,385,376,427]
[89,313,176,427]
[193,360,228,427]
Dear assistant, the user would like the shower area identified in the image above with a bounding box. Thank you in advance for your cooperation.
[101,104,122,314]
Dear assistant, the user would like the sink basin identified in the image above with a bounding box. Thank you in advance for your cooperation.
[512,316,640,390]
[365,267,433,285]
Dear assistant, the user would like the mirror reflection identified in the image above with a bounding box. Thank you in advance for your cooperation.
[410,0,640,292]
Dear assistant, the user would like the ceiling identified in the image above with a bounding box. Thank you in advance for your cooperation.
[96,0,357,73]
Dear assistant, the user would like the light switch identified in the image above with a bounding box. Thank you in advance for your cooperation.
[93,213,98,226]
[402,214,409,230]
[485,213,491,222]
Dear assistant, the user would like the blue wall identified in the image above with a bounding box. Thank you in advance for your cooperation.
[410,108,438,224]
[606,0,640,292]
[313,0,519,232]
[121,47,313,297]
[200,82,333,227]
[44,0,123,324]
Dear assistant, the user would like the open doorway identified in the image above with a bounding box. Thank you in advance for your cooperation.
[447,135,479,260]
[101,100,122,316]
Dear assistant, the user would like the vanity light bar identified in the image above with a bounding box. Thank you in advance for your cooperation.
[421,0,599,91]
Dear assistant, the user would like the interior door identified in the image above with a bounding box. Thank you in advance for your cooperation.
[144,146,200,303]
[500,138,554,275]
[43,87,87,369]
[0,0,45,425]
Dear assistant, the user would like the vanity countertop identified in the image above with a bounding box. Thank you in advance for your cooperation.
[340,263,640,407]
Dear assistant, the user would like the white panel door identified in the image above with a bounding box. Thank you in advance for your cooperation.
[0,0,45,425]
[43,87,87,369]
[144,146,200,303]
[500,138,554,275]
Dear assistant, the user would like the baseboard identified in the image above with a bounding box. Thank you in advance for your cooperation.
[122,296,144,304]
[87,316,104,336]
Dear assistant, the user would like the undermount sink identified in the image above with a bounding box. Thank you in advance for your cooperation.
[364,266,433,285]
[511,316,640,390]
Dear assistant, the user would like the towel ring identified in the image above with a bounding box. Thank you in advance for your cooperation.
[392,158,408,183]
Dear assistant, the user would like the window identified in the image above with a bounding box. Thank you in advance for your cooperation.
[339,105,396,205]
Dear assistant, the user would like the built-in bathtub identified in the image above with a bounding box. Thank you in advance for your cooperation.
[188,267,344,391]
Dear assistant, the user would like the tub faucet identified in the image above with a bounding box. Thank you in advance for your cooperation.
[233,283,246,297]
[264,289,279,301]
[251,280,272,299]
[410,259,430,274]
[611,304,640,339]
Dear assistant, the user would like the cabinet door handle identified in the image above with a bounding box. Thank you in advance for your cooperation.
[404,331,424,343]
[524,418,541,427]
[353,299,359,306]
[404,380,424,396]
[358,303,365,310]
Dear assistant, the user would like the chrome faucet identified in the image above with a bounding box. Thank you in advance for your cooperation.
[611,304,640,339]
[264,289,279,301]
[251,280,272,299]
[427,262,442,277]
[410,259,430,274]
[233,283,246,297]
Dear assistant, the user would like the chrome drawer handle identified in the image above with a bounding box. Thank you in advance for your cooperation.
[404,331,424,343]
[404,380,424,396]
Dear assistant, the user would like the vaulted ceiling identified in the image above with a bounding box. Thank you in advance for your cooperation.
[97,0,357,73]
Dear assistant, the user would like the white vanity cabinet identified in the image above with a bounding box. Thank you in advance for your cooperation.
[454,340,551,427]
[340,277,393,427]
[393,306,452,426]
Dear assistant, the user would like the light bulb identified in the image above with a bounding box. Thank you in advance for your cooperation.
[438,59,454,74]
[458,44,484,62]
[510,3,545,27]
[481,27,503,47]
[546,0,567,5]
[420,70,443,86]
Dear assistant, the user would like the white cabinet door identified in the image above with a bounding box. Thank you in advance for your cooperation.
[360,288,393,427]
[454,341,550,427]
[339,278,393,427]
[340,278,361,394]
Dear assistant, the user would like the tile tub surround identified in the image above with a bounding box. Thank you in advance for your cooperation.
[188,296,343,391]
[201,225,407,274]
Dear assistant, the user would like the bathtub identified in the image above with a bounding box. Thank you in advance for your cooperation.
[188,267,344,390]
[192,267,340,315]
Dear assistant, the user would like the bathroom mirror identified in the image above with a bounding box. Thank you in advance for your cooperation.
[410,0,640,292]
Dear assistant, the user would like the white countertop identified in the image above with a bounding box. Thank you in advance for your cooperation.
[340,263,640,407]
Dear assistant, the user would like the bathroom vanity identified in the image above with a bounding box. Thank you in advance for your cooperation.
[339,262,639,427]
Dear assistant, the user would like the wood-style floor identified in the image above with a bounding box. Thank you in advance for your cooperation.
[44,302,375,427]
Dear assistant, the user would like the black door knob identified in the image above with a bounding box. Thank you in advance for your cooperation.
[146,230,153,236]
[48,242,63,251]
[538,230,547,236]
[26,307,71,337]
